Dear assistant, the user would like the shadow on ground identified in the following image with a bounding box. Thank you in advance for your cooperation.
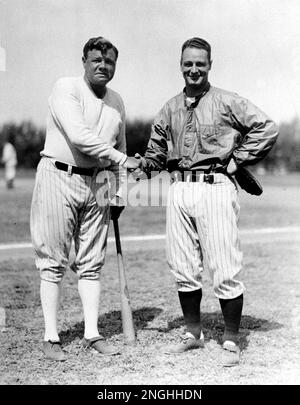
[156,311,283,350]
[59,306,282,351]
[60,306,163,344]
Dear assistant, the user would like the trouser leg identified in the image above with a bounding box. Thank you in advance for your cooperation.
[166,183,205,340]
[166,182,204,292]
[197,177,244,299]
[30,158,82,343]
[73,175,111,338]
[30,158,77,283]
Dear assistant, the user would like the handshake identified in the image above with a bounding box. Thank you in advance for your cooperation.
[123,153,145,176]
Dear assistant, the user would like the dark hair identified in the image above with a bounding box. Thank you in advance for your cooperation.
[181,37,211,61]
[83,37,119,59]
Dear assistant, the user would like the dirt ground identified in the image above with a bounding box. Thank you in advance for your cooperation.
[0,239,299,385]
[0,173,300,386]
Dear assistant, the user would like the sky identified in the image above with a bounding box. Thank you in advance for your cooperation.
[0,0,300,127]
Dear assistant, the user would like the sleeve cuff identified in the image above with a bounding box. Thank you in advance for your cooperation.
[109,149,127,165]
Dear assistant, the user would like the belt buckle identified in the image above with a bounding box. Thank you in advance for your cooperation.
[204,174,214,184]
[171,171,182,183]
[67,165,73,176]
[97,167,106,175]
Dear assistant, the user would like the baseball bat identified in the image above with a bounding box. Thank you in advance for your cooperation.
[112,217,136,343]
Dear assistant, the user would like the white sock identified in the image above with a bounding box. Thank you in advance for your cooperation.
[78,279,101,339]
[40,279,61,341]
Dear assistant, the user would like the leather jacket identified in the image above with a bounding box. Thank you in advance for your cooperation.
[142,84,279,174]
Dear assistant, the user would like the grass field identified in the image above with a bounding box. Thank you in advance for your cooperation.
[0,171,300,385]
[0,170,300,243]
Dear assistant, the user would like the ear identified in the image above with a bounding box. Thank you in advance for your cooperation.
[209,59,213,70]
[180,58,183,73]
[82,56,86,66]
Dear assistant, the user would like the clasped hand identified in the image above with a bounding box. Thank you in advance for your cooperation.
[123,154,145,178]
[123,156,141,170]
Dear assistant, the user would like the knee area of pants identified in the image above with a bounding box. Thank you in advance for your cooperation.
[214,287,245,300]
[75,266,102,280]
[39,264,68,282]
[78,275,100,281]
[40,272,65,284]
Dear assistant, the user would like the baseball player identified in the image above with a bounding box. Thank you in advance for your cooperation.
[136,37,278,366]
[30,36,139,361]
[1,133,17,189]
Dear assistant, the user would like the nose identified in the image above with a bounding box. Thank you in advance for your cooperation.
[98,60,107,70]
[191,64,198,73]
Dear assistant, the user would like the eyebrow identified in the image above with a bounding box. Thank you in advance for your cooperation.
[183,60,206,64]
[92,56,115,61]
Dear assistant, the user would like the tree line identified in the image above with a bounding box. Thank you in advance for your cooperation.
[0,118,299,172]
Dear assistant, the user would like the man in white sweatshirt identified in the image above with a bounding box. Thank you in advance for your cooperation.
[30,36,139,361]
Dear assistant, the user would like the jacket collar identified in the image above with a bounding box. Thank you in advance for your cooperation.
[183,82,210,109]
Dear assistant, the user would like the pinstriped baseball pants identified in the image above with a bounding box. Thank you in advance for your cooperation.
[30,157,111,283]
[166,173,245,299]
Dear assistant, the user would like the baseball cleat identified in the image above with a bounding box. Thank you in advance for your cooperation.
[42,340,67,361]
[164,331,204,354]
[220,340,240,367]
[82,336,121,355]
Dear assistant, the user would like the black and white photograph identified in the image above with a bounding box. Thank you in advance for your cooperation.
[0,0,299,391]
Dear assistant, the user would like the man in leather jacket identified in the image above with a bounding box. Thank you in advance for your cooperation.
[136,37,278,366]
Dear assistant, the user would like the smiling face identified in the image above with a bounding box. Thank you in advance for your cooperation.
[180,47,211,93]
[82,47,117,90]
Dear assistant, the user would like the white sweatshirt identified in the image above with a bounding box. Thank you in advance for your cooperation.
[41,75,127,199]
[42,75,127,167]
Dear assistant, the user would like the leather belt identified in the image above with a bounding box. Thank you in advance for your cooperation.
[54,161,105,176]
[171,169,227,184]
